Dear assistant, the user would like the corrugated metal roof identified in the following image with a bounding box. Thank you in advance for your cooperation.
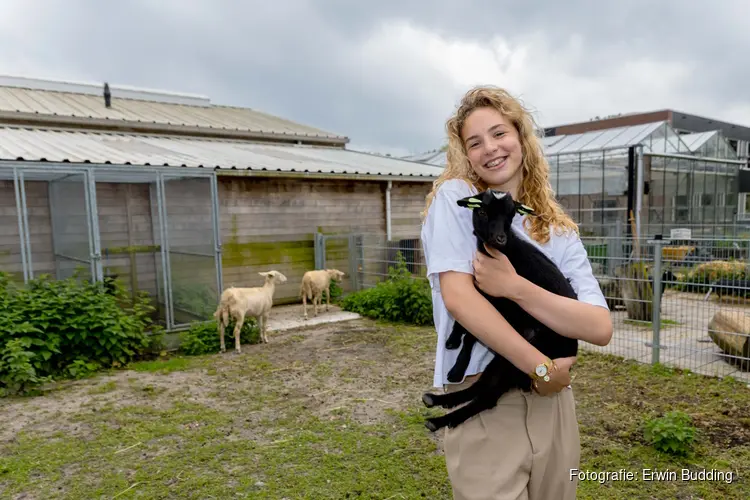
[403,149,447,167]
[0,85,348,144]
[0,126,439,179]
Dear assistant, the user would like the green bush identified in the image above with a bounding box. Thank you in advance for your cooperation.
[328,280,343,304]
[643,410,697,456]
[340,253,433,326]
[674,260,748,294]
[180,318,260,356]
[0,271,160,396]
[172,283,219,319]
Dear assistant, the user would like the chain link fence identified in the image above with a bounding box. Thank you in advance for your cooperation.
[349,232,750,384]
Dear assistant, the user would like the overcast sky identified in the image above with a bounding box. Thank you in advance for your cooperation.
[1,0,748,157]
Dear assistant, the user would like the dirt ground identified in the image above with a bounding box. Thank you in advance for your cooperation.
[0,316,434,446]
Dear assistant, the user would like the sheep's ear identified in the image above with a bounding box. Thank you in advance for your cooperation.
[514,202,537,216]
[457,195,482,210]
[258,272,269,277]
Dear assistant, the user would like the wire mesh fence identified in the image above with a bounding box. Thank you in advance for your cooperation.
[348,232,750,384]
[0,164,222,332]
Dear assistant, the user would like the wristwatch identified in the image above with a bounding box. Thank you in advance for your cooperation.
[530,358,555,383]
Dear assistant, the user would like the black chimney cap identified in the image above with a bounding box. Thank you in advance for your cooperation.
[103,82,111,108]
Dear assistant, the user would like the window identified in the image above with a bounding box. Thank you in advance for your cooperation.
[739,193,750,221]
[672,195,690,222]
[592,199,619,224]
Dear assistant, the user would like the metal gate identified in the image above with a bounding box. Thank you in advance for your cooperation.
[313,232,364,293]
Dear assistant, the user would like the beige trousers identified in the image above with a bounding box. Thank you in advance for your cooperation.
[442,374,580,500]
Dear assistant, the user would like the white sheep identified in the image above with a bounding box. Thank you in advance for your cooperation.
[299,268,346,319]
[214,270,287,353]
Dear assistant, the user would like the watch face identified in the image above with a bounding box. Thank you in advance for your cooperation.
[535,365,548,377]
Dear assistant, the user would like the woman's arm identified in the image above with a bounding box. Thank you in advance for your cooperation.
[509,278,612,346]
[440,271,560,376]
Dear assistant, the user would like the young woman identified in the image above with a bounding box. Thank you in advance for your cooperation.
[420,86,613,500]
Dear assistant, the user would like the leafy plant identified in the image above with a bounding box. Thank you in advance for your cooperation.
[675,260,748,295]
[340,252,433,326]
[328,280,343,304]
[0,338,50,396]
[180,318,260,356]
[0,270,159,396]
[172,284,219,319]
[643,410,697,456]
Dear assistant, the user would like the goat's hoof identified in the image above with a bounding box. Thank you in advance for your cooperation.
[445,339,461,349]
[424,419,439,433]
[422,393,436,408]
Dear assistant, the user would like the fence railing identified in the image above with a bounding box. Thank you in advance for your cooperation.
[339,233,750,383]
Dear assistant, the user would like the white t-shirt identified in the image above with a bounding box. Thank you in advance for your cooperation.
[420,179,610,388]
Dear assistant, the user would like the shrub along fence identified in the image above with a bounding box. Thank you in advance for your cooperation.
[0,270,164,396]
[338,233,750,384]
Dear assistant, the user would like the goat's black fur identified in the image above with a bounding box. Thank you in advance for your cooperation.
[421,189,579,432]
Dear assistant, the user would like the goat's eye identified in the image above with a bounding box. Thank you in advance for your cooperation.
[476,209,486,218]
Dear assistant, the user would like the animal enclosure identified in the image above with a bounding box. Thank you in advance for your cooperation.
[0,163,222,331]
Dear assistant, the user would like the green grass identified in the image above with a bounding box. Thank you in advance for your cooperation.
[1,318,749,499]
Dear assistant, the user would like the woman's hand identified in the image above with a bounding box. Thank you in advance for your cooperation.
[473,244,523,299]
[533,356,576,396]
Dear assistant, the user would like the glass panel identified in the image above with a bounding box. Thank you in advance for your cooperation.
[611,122,664,149]
[545,134,582,155]
[0,167,24,283]
[163,175,218,327]
[573,127,629,151]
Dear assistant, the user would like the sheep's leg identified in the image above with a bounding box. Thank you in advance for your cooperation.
[218,314,226,353]
[325,286,330,311]
[233,313,245,354]
[313,293,319,317]
[302,290,308,320]
[260,313,269,343]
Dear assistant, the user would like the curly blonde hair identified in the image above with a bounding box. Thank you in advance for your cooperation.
[422,85,577,244]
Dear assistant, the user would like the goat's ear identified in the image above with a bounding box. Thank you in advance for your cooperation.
[457,195,482,210]
[514,202,537,216]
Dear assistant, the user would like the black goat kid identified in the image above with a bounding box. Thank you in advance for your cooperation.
[421,189,579,432]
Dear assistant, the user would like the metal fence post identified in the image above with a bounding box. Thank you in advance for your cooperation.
[648,235,668,365]
[314,232,325,270]
[357,235,365,290]
[347,234,358,292]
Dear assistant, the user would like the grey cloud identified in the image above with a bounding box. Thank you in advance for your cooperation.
[0,0,748,155]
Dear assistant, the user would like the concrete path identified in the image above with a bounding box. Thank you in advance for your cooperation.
[267,303,361,333]
[581,289,750,384]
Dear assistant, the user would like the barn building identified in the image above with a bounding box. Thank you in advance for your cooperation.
[0,75,439,330]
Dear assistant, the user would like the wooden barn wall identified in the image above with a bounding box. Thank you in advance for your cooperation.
[0,174,432,318]
[0,180,54,280]
[389,182,430,239]
[218,176,388,304]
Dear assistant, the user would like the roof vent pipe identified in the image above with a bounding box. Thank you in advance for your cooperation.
[103,82,111,108]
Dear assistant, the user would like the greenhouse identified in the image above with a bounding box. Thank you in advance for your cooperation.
[541,121,746,238]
